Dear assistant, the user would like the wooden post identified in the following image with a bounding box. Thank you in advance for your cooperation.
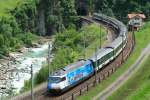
[72,93,74,100]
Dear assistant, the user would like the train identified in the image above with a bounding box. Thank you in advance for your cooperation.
[47,13,128,94]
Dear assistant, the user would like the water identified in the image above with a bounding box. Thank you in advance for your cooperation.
[0,42,52,97]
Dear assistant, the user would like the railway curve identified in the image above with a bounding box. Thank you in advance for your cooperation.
[11,14,134,100]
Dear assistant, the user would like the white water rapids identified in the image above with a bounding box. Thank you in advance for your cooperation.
[0,41,52,98]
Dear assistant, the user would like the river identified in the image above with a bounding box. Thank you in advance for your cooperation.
[0,41,53,98]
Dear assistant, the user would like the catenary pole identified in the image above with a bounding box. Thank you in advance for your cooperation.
[95,46,98,84]
[100,24,102,48]
[48,42,51,76]
[31,64,34,100]
[83,32,86,59]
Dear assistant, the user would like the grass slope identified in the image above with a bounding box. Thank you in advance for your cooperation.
[77,22,150,100]
[0,0,32,17]
[0,0,20,16]
[108,55,150,100]
[21,24,107,92]
[107,22,150,99]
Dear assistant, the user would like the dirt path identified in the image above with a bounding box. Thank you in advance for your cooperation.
[93,43,150,100]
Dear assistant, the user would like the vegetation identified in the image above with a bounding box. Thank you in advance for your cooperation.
[0,0,78,58]
[77,22,150,100]
[1,0,150,96]
[21,24,107,92]
[1,0,150,57]
[107,23,150,100]
[0,0,21,16]
[108,55,150,100]
[0,16,38,58]
[43,0,78,34]
[0,0,37,58]
[94,0,150,22]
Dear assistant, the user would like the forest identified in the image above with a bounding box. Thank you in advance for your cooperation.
[0,0,150,96]
[0,0,150,58]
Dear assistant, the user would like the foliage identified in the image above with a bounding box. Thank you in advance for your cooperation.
[12,1,36,33]
[0,0,38,56]
[108,55,150,100]
[0,16,37,56]
[77,21,150,100]
[107,22,150,100]
[0,0,78,56]
[0,0,21,17]
[1,0,149,57]
[20,80,31,93]
[21,24,107,92]
[94,0,150,22]
[44,0,78,34]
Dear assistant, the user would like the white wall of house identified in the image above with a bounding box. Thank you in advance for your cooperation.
[128,16,143,27]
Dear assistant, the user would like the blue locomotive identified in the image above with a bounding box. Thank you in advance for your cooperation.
[47,13,128,93]
[47,60,94,93]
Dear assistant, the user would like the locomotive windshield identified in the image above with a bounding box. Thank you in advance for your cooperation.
[48,76,65,83]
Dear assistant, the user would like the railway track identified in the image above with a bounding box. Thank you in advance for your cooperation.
[93,43,150,100]
[11,16,134,100]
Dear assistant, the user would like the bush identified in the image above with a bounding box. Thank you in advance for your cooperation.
[32,24,106,85]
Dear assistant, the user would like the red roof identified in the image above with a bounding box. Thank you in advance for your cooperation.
[128,14,146,19]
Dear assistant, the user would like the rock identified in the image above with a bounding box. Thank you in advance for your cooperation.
[18,47,27,53]
[32,43,40,48]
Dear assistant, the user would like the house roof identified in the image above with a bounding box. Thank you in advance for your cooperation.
[128,14,146,19]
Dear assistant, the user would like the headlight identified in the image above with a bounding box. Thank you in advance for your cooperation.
[51,84,60,90]
[47,84,52,89]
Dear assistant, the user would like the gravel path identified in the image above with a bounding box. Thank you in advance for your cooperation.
[93,43,150,100]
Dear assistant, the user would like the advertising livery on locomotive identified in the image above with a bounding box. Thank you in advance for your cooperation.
[47,13,128,94]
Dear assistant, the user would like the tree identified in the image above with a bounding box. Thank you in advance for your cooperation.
[61,0,77,27]
[87,0,94,16]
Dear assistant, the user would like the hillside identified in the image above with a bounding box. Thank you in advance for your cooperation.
[0,0,33,17]
[107,22,150,100]
[77,21,150,100]
[0,0,21,16]
[0,0,150,58]
[21,24,108,92]
[0,0,78,58]
[0,0,38,57]
[0,0,150,99]
[108,55,150,100]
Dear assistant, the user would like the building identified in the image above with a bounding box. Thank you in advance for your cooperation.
[128,13,146,30]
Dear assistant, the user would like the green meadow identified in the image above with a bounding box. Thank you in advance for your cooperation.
[108,55,150,100]
[0,0,32,17]
[77,22,150,100]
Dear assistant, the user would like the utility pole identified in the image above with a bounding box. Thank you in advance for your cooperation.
[99,24,102,48]
[31,64,34,100]
[48,42,51,76]
[132,25,136,47]
[83,32,86,59]
[120,16,124,63]
[133,26,136,45]
[122,34,124,63]
[95,46,98,84]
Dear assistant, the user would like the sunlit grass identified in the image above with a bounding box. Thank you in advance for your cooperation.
[108,28,150,100]
[0,0,21,16]
[0,0,33,17]
[77,22,150,100]
[108,55,150,100]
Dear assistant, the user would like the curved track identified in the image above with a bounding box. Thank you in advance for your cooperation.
[93,43,150,100]
[11,16,134,100]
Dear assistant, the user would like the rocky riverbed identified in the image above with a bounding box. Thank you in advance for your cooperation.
[0,39,53,99]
